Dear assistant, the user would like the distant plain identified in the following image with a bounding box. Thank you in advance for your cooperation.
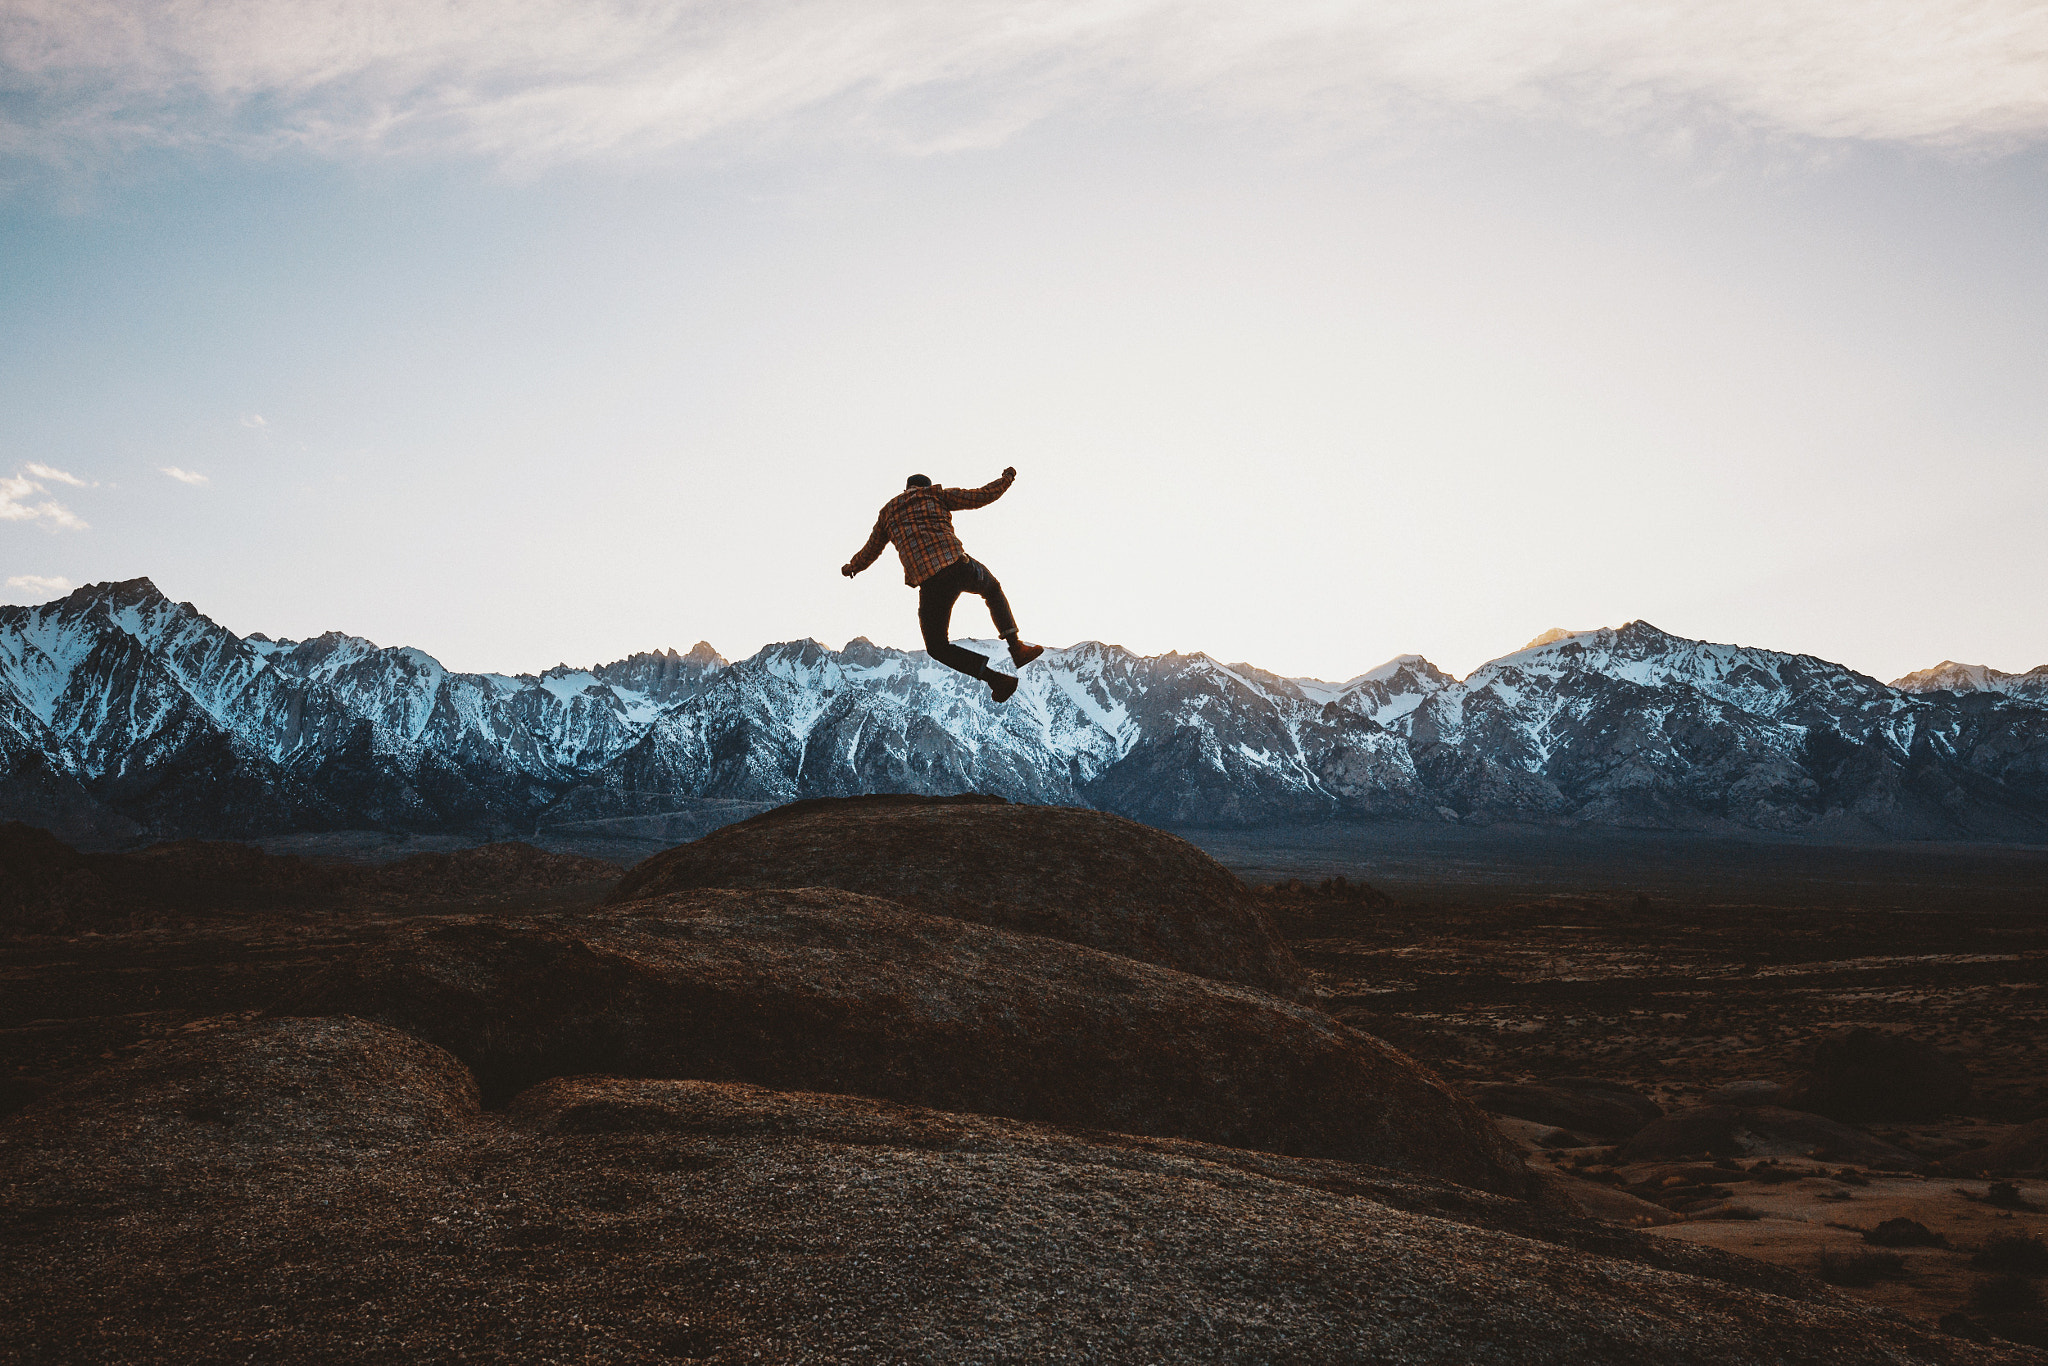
[1184,820,2048,913]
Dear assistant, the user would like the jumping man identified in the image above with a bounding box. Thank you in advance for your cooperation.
[841,468,1044,702]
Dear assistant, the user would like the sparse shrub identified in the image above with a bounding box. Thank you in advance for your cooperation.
[1865,1218,1946,1249]
[1815,1250,1907,1287]
[1264,875,1393,905]
[1747,1164,1802,1185]
[1971,1274,2044,1316]
[1985,1181,2030,1210]
[1972,1235,2048,1276]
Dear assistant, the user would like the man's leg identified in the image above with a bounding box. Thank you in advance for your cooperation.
[960,558,1042,668]
[917,563,998,681]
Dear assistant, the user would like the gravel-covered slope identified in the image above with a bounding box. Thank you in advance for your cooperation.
[1,1019,2022,1365]
[610,795,1314,999]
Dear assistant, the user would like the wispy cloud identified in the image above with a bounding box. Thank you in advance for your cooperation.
[160,465,209,485]
[1,468,90,530]
[5,573,75,598]
[23,461,90,486]
[240,414,266,428]
[2,2,2045,171]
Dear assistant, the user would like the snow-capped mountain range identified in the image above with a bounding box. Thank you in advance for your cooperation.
[1892,660,2048,703]
[4,578,2046,844]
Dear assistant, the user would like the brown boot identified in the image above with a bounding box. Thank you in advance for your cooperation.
[1007,639,1044,668]
[988,671,1019,704]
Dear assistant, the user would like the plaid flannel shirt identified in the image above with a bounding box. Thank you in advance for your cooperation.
[847,472,1014,586]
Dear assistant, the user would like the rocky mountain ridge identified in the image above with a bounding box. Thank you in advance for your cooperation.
[1895,660,2048,702]
[4,577,2047,843]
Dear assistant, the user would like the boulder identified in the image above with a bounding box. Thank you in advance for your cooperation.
[1471,1081,1661,1142]
[607,794,1313,999]
[0,1049,2005,1365]
[1866,1219,1948,1248]
[284,888,1528,1195]
[1938,1118,2048,1176]
[1616,1105,1923,1169]
[1780,1028,1971,1122]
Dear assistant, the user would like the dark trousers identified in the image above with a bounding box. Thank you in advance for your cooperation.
[917,556,1017,680]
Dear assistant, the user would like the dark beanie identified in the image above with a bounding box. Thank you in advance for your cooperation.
[906,474,932,488]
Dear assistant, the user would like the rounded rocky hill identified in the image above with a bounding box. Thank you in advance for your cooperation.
[284,887,1527,1194]
[3,1017,2011,1365]
[609,794,1312,1000]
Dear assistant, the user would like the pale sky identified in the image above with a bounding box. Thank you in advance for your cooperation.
[3,2,2046,683]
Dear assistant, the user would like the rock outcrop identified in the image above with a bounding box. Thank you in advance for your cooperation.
[1938,1118,2048,1176]
[609,795,1313,999]
[1617,1105,1924,1168]
[1780,1028,1972,1122]
[285,888,1525,1195]
[1469,1079,1663,1142]
[0,1024,2012,1365]
[2,1015,477,1170]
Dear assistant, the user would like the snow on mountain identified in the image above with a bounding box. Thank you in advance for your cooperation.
[1894,660,2048,702]
[1403,621,2048,835]
[1328,654,1459,729]
[4,581,2046,843]
[593,643,726,716]
[1519,627,1593,651]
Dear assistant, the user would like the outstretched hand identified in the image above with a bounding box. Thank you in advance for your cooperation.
[1002,465,1016,479]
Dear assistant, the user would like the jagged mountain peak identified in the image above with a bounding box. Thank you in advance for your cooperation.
[1487,620,1796,672]
[1508,619,1673,658]
[41,578,216,633]
[1893,659,2048,699]
[1225,661,1293,688]
[5,581,2048,842]
[839,637,890,667]
[70,576,166,605]
[1894,660,2008,693]
[590,645,728,709]
[41,576,196,629]
[267,629,390,673]
[1349,654,1454,687]
[743,639,849,682]
[306,628,379,649]
[1519,627,1592,651]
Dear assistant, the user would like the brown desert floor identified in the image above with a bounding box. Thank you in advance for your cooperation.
[5,818,2047,1352]
[1205,822,2048,1343]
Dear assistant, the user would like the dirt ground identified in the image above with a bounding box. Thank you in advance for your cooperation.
[1227,822,2048,1344]
[0,882,617,1116]
[6,820,2045,1347]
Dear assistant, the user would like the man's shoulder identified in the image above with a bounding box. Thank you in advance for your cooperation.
[882,488,940,514]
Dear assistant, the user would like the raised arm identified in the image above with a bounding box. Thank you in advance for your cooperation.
[941,466,1016,511]
[842,516,889,577]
